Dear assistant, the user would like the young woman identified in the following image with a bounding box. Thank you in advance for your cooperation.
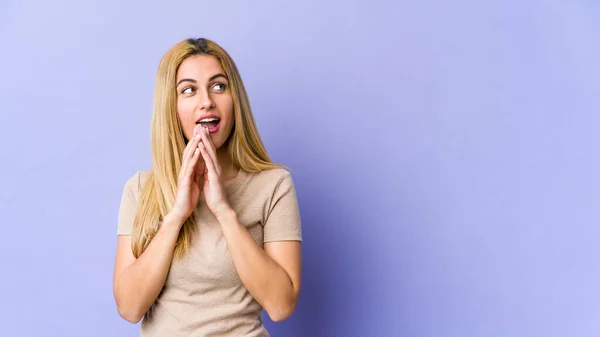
[113,37,302,337]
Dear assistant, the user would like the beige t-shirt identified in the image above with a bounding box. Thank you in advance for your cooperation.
[117,168,302,337]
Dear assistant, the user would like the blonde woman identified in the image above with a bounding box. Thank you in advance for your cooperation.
[113,38,302,337]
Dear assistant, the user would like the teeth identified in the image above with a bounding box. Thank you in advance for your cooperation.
[198,117,219,123]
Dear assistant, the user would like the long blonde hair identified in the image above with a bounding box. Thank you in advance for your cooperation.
[132,38,282,259]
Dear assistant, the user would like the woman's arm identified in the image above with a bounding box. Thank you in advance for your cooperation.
[195,127,302,322]
[113,126,205,323]
[113,213,183,323]
[217,209,302,322]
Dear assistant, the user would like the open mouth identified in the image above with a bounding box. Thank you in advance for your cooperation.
[196,117,221,132]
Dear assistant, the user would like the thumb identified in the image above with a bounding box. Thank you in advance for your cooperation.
[194,162,205,184]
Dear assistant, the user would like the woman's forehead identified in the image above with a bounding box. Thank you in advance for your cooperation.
[177,55,224,81]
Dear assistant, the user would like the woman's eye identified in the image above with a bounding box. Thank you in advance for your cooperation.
[213,83,226,92]
[182,87,195,94]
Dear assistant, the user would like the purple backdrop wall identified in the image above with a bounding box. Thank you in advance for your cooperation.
[1,1,600,336]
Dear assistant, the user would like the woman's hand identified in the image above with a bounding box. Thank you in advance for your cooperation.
[197,126,232,218]
[168,125,205,224]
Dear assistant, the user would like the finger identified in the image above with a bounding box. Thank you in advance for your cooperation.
[193,162,205,185]
[193,148,206,178]
[184,145,203,179]
[198,141,218,179]
[200,127,220,174]
[182,126,199,159]
[181,130,203,175]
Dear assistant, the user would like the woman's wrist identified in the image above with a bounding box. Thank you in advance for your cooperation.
[163,212,186,230]
[215,206,236,224]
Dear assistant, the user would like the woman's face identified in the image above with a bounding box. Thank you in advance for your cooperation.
[176,54,234,150]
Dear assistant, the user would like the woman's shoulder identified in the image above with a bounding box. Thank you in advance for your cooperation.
[248,167,293,183]
[122,169,153,197]
[243,167,297,195]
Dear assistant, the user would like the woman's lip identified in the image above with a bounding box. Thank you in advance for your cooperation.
[196,113,221,123]
[196,121,220,133]
[207,121,220,133]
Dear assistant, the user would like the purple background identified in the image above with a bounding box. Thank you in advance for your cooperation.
[1,1,600,336]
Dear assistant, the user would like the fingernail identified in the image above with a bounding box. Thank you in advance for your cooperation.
[196,133,201,139]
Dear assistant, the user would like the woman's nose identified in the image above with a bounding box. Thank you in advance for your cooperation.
[198,91,214,110]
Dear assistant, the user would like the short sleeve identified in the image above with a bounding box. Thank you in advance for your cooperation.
[117,172,141,236]
[263,171,303,243]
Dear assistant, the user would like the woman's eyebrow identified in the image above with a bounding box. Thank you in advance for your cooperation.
[177,78,196,86]
[209,73,227,81]
[177,74,227,87]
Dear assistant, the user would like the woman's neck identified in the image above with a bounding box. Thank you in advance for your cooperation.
[217,148,239,183]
